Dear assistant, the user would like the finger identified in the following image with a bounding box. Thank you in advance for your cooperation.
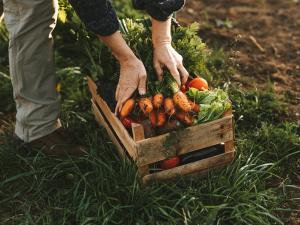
[167,64,181,86]
[138,73,147,95]
[115,84,120,101]
[154,63,164,81]
[115,101,121,115]
[178,64,189,85]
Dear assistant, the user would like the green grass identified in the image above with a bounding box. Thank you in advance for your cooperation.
[0,1,299,224]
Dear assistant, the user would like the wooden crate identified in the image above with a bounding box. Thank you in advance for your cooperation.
[87,77,235,184]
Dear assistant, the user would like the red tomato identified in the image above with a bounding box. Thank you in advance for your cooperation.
[188,77,208,91]
[180,84,187,93]
[160,156,181,170]
[121,117,134,129]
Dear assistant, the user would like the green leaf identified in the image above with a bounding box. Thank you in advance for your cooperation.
[58,8,67,23]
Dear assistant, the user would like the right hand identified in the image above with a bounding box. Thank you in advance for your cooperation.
[115,56,147,114]
[97,31,147,114]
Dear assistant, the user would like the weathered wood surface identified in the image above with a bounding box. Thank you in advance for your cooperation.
[92,100,126,159]
[225,140,235,153]
[132,123,145,141]
[87,77,97,100]
[142,150,235,184]
[136,115,233,166]
[138,165,150,178]
[88,77,138,161]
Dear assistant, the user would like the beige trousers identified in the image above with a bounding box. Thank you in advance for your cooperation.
[3,0,61,142]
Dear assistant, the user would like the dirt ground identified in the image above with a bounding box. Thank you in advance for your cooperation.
[177,0,300,122]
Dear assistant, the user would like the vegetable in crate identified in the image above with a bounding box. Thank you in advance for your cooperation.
[138,97,153,115]
[149,110,167,127]
[187,88,232,123]
[153,93,164,109]
[175,111,194,126]
[164,74,191,113]
[121,117,135,129]
[158,111,167,127]
[188,77,209,91]
[188,100,200,113]
[160,156,181,170]
[120,98,135,118]
[164,97,176,115]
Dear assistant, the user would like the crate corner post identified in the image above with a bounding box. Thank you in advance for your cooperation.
[132,123,150,181]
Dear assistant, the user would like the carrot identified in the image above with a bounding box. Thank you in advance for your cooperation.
[153,93,164,109]
[149,111,166,127]
[156,111,167,127]
[119,98,135,118]
[139,97,153,115]
[164,98,176,115]
[188,100,200,113]
[175,111,194,126]
[149,111,157,127]
[173,91,192,112]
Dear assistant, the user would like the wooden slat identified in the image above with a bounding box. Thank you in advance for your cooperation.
[92,100,126,159]
[132,123,145,141]
[225,140,234,153]
[87,76,97,100]
[138,165,150,178]
[133,123,149,178]
[136,115,234,166]
[142,151,235,184]
[88,77,138,161]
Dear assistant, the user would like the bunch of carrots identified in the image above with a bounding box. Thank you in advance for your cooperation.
[118,75,209,132]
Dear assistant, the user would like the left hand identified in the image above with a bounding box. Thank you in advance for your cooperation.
[153,43,189,86]
[151,18,189,86]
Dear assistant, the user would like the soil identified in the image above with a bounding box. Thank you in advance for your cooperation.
[178,1,300,223]
[177,0,300,122]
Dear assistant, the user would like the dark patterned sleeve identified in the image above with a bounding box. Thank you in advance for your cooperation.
[132,0,186,21]
[68,0,119,36]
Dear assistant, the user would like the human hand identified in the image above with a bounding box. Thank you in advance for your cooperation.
[97,31,147,114]
[151,18,189,86]
[153,43,189,86]
[115,56,147,114]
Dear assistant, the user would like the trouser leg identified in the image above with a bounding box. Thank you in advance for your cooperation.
[3,0,61,142]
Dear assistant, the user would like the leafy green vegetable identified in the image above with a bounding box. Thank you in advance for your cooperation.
[187,87,231,123]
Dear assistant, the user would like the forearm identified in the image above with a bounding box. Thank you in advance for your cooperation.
[151,18,172,46]
[151,18,189,85]
[98,32,136,62]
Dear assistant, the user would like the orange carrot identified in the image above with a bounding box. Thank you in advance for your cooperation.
[153,93,164,109]
[188,100,200,113]
[164,98,176,115]
[139,97,153,115]
[173,91,192,112]
[119,98,135,118]
[149,111,157,127]
[175,111,194,126]
[156,111,167,127]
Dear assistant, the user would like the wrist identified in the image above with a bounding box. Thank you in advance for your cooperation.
[152,36,172,48]
[151,17,172,47]
[114,49,136,63]
[98,31,137,64]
